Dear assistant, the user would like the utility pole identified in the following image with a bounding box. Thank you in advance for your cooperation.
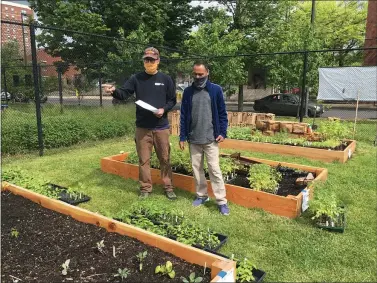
[300,0,316,122]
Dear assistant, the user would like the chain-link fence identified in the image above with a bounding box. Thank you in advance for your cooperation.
[1,20,376,155]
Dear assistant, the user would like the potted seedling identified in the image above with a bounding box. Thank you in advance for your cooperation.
[309,185,345,232]
[247,164,282,194]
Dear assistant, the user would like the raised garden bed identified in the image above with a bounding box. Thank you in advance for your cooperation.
[220,138,356,163]
[101,153,328,218]
[1,182,236,282]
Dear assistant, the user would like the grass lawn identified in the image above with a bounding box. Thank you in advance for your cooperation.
[2,135,376,282]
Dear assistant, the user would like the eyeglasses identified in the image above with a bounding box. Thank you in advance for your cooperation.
[192,73,206,78]
[144,58,157,63]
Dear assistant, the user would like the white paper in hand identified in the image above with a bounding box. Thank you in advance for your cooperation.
[135,100,158,113]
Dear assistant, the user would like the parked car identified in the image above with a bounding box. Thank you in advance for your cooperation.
[253,94,324,117]
[1,91,11,101]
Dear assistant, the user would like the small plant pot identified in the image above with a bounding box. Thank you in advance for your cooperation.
[316,207,346,233]
[203,250,266,283]
[48,183,91,205]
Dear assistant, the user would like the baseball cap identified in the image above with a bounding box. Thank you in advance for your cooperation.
[143,47,160,60]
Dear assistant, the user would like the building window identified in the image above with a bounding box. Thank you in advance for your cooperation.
[11,15,15,19]
[7,28,10,32]
[11,8,14,12]
[13,29,16,33]
[21,9,26,14]
[6,14,9,18]
[5,7,8,10]
[25,38,28,42]
[7,35,11,39]
[13,35,16,39]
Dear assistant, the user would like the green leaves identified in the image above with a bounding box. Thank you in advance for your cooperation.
[136,251,148,271]
[236,258,256,283]
[247,164,282,194]
[181,272,203,283]
[155,261,176,279]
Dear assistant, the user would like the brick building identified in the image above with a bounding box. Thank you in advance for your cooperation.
[1,1,33,54]
[364,0,377,66]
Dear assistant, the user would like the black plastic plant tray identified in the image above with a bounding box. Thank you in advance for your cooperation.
[204,250,266,283]
[48,183,91,205]
[317,211,346,233]
[167,233,227,252]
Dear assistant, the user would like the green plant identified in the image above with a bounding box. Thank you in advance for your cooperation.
[61,259,70,276]
[309,184,344,226]
[10,228,19,238]
[114,268,130,281]
[181,272,203,283]
[136,251,148,271]
[155,261,176,279]
[236,258,256,283]
[247,164,282,194]
[317,120,352,141]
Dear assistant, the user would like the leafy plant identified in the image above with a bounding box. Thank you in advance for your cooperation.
[155,261,176,279]
[10,228,19,238]
[114,268,130,281]
[61,259,70,276]
[181,272,203,283]
[309,184,344,226]
[136,251,148,271]
[236,258,256,283]
[317,120,352,141]
[247,164,282,194]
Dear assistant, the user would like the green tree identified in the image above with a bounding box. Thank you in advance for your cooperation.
[183,10,245,88]
[1,41,34,101]
[29,0,203,68]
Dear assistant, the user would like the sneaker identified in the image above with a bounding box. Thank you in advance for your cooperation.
[218,203,230,216]
[165,191,177,200]
[139,192,150,199]
[192,197,209,207]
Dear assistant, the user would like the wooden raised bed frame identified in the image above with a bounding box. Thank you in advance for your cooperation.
[1,182,235,282]
[219,139,356,163]
[101,153,328,218]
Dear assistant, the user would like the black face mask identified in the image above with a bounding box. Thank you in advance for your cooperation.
[193,76,208,89]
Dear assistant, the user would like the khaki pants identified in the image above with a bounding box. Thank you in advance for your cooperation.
[135,128,173,193]
[189,142,227,205]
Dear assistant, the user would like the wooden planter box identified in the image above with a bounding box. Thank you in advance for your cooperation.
[219,139,356,163]
[101,153,328,218]
[1,182,236,282]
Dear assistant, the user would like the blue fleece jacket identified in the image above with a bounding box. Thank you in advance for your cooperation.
[180,80,228,142]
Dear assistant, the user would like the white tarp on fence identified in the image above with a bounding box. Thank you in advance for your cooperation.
[318,66,377,101]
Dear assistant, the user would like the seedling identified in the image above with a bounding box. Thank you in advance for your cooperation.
[155,261,176,279]
[236,258,256,283]
[10,228,19,238]
[181,272,203,283]
[61,259,70,276]
[247,164,282,194]
[96,239,105,254]
[114,268,130,281]
[136,251,148,271]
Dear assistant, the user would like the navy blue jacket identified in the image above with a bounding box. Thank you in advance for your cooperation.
[180,80,228,142]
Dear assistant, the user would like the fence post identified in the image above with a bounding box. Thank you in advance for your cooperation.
[299,51,308,122]
[30,21,44,156]
[237,84,243,112]
[57,64,63,113]
[99,68,103,107]
[2,66,8,96]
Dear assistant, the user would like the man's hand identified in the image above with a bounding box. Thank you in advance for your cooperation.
[102,83,115,95]
[154,108,164,118]
[216,135,224,143]
[179,141,185,150]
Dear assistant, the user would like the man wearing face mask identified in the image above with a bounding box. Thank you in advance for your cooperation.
[179,61,229,215]
[103,47,177,200]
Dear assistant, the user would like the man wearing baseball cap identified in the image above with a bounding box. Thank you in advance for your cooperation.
[103,47,177,200]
